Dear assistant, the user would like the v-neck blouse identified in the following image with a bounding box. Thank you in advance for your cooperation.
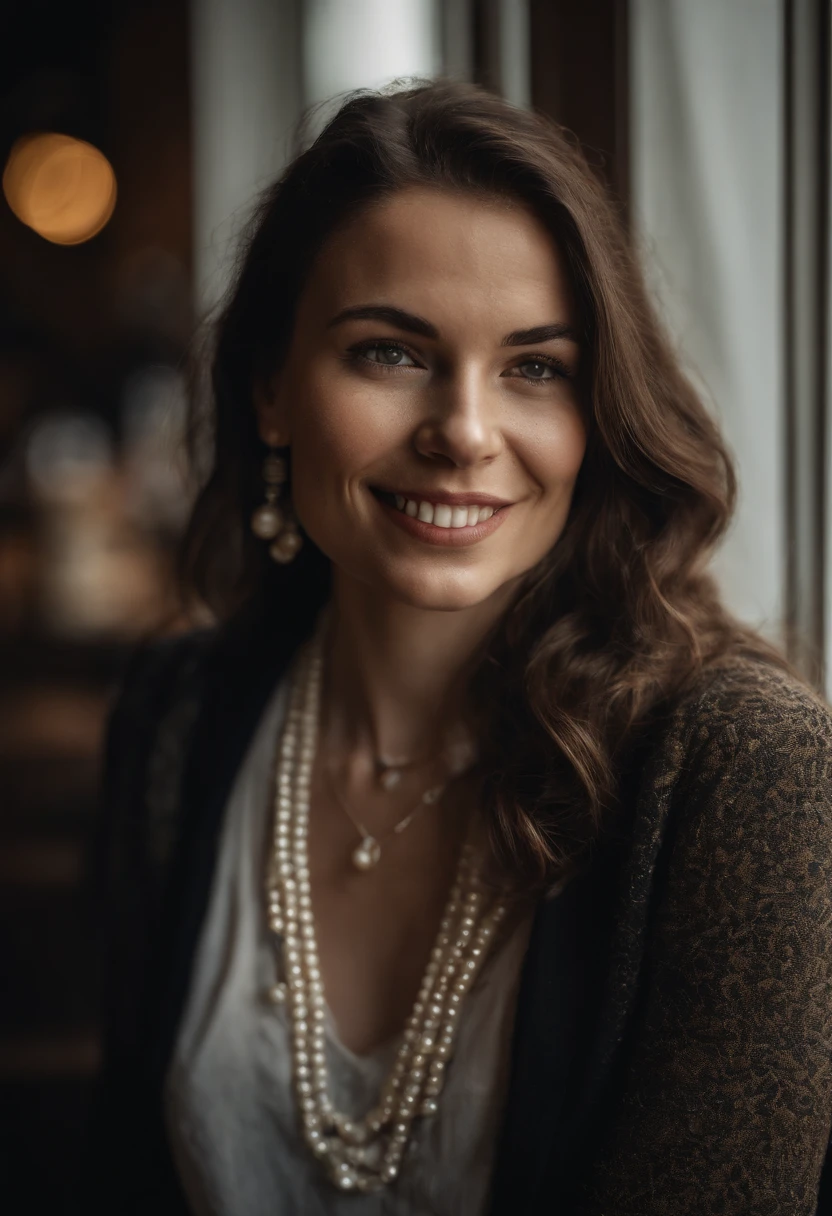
[163,671,536,1216]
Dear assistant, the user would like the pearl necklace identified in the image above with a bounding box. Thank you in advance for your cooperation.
[265,627,508,1194]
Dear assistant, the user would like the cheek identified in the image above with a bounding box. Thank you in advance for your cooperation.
[524,407,588,501]
[284,374,410,551]
[289,369,409,479]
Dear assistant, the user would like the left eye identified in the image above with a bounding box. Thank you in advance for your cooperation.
[362,344,417,367]
[517,361,558,380]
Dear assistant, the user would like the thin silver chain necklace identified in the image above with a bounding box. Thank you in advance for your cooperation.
[323,733,478,871]
[264,624,508,1194]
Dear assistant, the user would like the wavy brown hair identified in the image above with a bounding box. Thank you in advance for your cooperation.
[181,78,799,893]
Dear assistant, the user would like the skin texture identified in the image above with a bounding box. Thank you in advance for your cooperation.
[256,187,588,1053]
[259,185,586,615]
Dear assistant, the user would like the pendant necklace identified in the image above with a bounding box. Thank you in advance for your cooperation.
[372,733,477,789]
[324,735,477,872]
[264,623,508,1194]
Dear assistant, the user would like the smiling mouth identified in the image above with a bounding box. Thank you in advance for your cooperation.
[371,489,506,529]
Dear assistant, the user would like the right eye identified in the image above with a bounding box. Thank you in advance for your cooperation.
[348,341,421,369]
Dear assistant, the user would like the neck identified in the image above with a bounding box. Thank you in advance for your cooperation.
[322,570,514,762]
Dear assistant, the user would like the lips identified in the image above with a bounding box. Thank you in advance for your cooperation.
[372,487,512,530]
[370,487,512,545]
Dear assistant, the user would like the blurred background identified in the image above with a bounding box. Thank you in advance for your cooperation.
[0,0,828,1210]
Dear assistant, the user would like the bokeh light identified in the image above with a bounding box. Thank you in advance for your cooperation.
[2,132,117,245]
[25,412,113,503]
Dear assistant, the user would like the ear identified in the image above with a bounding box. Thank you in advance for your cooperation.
[253,372,290,447]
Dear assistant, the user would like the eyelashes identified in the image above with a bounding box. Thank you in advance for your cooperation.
[344,339,572,385]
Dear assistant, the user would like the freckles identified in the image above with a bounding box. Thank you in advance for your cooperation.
[549,403,587,466]
[290,369,361,455]
[555,431,587,480]
[295,388,409,479]
[327,382,414,454]
[518,412,586,489]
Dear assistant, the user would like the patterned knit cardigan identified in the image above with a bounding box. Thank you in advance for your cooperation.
[84,595,832,1215]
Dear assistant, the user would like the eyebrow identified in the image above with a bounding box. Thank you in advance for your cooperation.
[325,304,580,346]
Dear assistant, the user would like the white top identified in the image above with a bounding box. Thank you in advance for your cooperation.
[164,673,535,1216]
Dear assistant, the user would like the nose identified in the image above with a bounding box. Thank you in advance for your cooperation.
[412,368,503,468]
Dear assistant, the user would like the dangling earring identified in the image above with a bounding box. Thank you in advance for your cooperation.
[251,446,303,564]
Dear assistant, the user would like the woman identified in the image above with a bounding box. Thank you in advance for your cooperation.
[88,80,832,1214]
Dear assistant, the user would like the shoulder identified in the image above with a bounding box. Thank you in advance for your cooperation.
[103,624,221,763]
[627,651,832,881]
[653,650,832,793]
[101,626,217,857]
[108,625,216,729]
[639,653,832,908]
[678,649,832,735]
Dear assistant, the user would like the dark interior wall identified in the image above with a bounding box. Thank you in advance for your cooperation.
[0,4,192,1211]
[0,0,192,428]
[529,0,630,209]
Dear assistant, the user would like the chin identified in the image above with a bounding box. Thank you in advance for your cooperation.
[375,563,517,614]
[307,524,528,614]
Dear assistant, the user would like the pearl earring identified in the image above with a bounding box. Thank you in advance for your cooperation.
[251,445,303,564]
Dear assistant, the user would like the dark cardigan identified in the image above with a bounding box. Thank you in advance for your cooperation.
[84,588,832,1215]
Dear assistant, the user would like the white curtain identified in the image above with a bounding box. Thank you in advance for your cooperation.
[630,0,786,639]
[190,0,538,312]
[190,0,447,312]
[190,0,303,312]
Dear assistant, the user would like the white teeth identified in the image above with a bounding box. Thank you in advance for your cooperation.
[392,495,501,527]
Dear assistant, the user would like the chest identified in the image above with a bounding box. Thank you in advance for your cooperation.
[304,763,472,1055]
[165,721,534,1216]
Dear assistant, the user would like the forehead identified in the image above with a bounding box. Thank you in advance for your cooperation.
[298,186,577,329]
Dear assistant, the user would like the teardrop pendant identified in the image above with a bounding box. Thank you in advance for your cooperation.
[351,836,381,871]
[378,767,402,790]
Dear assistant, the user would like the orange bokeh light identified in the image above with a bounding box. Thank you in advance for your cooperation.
[2,133,117,246]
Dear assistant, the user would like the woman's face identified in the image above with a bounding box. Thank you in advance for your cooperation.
[258,186,587,612]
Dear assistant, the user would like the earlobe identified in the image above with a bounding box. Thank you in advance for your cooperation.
[253,376,290,447]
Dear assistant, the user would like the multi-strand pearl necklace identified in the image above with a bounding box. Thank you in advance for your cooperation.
[264,627,508,1194]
